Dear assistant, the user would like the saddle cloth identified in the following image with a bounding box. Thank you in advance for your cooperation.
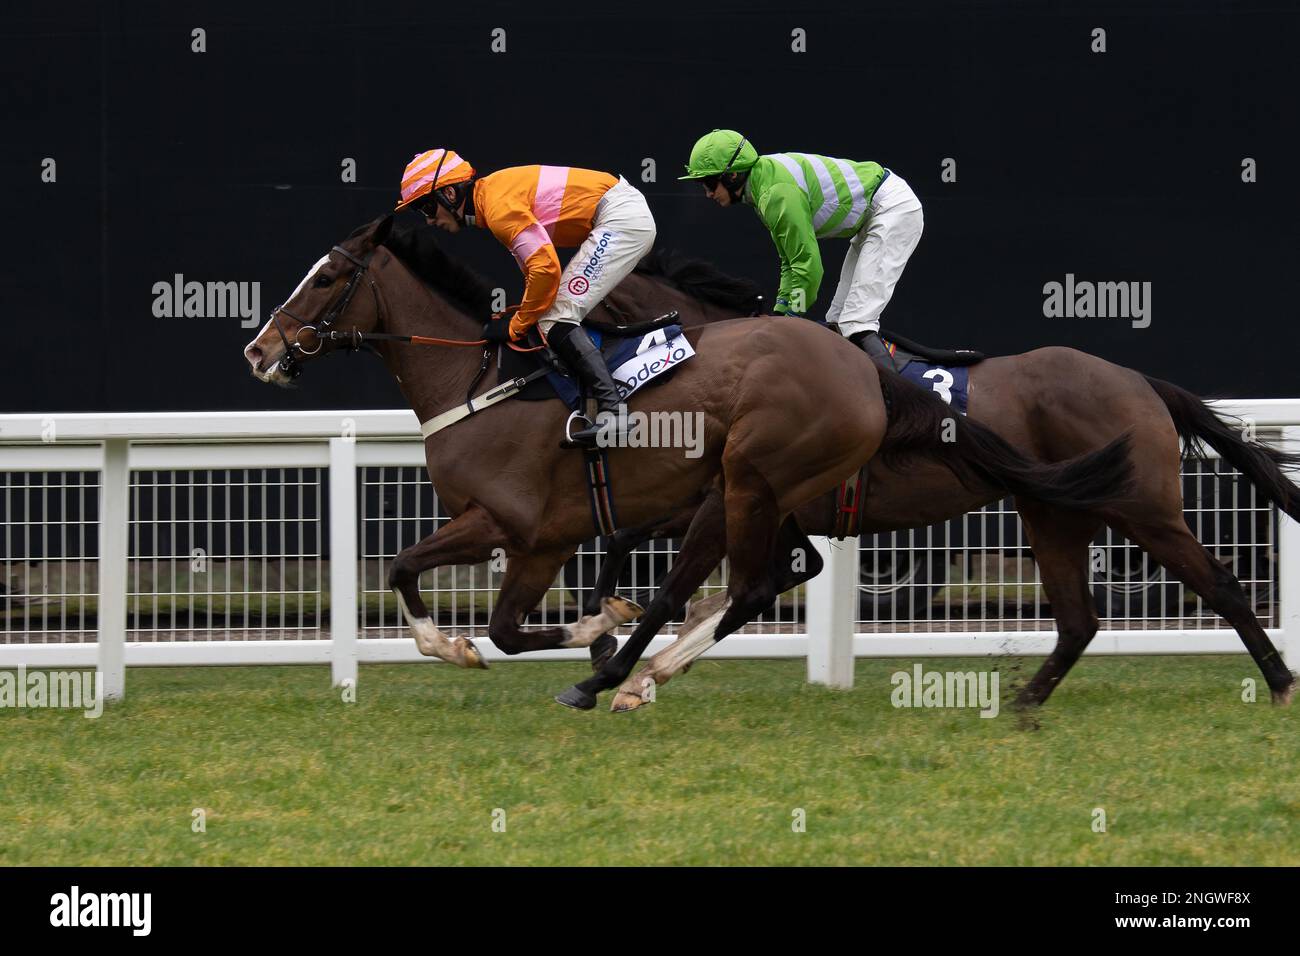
[881,332,981,416]
[499,325,694,411]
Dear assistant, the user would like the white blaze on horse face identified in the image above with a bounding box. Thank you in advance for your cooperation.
[284,253,333,306]
[243,253,332,369]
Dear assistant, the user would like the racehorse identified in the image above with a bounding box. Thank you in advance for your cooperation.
[242,216,1134,694]
[553,254,1300,712]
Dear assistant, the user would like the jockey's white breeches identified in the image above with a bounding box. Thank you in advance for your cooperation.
[825,171,924,337]
[538,177,657,333]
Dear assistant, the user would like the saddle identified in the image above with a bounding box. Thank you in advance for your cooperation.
[880,330,984,371]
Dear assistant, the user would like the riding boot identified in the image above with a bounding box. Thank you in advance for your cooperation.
[549,324,626,447]
[849,329,898,373]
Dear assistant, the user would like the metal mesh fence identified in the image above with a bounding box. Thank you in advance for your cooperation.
[0,467,326,643]
[0,451,1281,646]
[855,455,1278,632]
[0,471,100,643]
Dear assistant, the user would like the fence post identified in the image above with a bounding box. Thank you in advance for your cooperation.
[97,438,129,702]
[1279,426,1300,672]
[806,536,859,688]
[329,437,359,689]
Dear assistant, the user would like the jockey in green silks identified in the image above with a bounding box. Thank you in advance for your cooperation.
[680,129,923,371]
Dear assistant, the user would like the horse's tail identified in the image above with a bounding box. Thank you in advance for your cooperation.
[1144,375,1300,522]
[877,368,1134,510]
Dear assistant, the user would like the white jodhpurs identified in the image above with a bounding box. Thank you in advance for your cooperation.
[537,177,657,333]
[824,171,924,337]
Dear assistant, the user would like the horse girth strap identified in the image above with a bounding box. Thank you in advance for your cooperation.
[832,465,868,540]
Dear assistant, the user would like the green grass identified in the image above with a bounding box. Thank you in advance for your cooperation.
[1,656,1297,866]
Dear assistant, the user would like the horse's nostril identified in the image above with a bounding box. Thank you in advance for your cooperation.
[245,345,263,368]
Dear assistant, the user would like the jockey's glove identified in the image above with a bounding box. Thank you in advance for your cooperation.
[481,320,512,343]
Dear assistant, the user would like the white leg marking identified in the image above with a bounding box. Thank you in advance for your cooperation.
[559,595,644,648]
[611,595,731,710]
[396,590,456,661]
[645,596,730,680]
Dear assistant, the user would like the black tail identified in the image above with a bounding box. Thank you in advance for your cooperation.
[878,369,1134,510]
[1145,375,1300,522]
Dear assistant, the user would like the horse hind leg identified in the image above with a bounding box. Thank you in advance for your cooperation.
[1013,501,1103,709]
[1118,516,1296,704]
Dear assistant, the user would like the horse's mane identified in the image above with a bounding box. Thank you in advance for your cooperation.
[379,221,762,318]
[379,223,497,317]
[634,249,763,313]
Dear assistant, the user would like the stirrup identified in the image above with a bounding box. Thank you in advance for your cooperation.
[564,409,596,446]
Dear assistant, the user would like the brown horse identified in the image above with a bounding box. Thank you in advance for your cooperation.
[242,216,1133,686]
[556,256,1300,712]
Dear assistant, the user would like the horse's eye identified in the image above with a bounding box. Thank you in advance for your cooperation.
[314,275,331,288]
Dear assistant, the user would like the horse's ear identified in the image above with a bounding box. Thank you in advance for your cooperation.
[370,214,394,248]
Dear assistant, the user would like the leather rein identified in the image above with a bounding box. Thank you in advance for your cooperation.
[267,244,541,381]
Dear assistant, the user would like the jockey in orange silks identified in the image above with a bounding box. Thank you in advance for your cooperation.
[396,148,657,445]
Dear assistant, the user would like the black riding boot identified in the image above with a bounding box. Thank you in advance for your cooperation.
[549,324,626,447]
[850,329,898,372]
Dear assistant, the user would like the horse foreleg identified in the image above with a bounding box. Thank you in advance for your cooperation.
[610,513,822,711]
[609,590,731,710]
[389,506,503,669]
[555,487,728,710]
[579,509,699,671]
[488,546,630,655]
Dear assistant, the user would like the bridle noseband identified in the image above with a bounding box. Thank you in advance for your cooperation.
[269,244,377,379]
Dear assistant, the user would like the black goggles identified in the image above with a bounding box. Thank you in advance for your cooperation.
[417,193,444,219]
[700,175,722,191]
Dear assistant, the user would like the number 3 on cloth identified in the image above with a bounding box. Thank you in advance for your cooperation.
[923,367,955,404]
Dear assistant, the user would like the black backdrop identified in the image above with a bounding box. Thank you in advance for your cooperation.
[3,0,1296,413]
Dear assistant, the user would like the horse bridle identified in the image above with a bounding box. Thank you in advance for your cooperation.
[269,244,377,379]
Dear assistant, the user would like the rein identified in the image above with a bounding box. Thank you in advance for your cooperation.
[268,244,544,379]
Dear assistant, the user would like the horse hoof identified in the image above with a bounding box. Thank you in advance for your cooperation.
[554,686,598,711]
[460,639,489,670]
[611,677,655,712]
[1272,680,1296,706]
[610,691,645,713]
[604,594,644,622]
[590,634,618,672]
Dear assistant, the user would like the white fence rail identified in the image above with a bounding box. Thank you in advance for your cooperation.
[2,405,1298,699]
